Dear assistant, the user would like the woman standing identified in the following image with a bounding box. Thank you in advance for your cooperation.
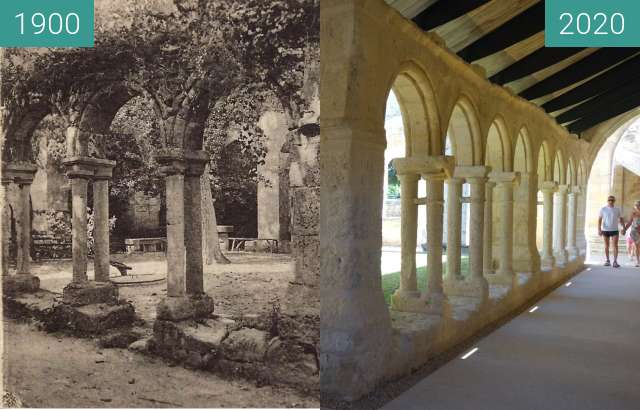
[622,200,640,267]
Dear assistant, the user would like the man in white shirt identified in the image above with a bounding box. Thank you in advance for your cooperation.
[598,195,625,267]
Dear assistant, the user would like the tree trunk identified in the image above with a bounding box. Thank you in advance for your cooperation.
[201,164,230,264]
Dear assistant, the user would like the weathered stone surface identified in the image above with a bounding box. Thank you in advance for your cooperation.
[293,236,319,286]
[48,302,135,336]
[3,274,40,295]
[290,187,319,236]
[156,294,214,321]
[98,330,143,348]
[3,290,58,321]
[221,328,269,363]
[128,338,151,353]
[62,281,118,306]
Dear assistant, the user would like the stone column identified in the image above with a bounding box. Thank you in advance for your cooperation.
[444,166,489,298]
[15,179,33,275]
[2,163,40,294]
[162,162,187,297]
[70,176,90,282]
[421,173,447,312]
[488,172,519,285]
[445,177,463,284]
[184,160,206,295]
[2,177,12,277]
[513,172,540,273]
[320,125,392,399]
[391,172,420,308]
[62,157,117,306]
[156,149,213,321]
[554,185,569,267]
[483,181,496,275]
[566,186,580,259]
[92,161,116,282]
[540,182,557,269]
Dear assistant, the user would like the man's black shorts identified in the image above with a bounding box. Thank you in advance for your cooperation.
[602,231,619,237]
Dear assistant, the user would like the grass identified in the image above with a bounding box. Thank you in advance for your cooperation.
[382,256,469,305]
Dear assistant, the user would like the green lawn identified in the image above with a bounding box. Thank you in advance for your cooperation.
[382,256,469,305]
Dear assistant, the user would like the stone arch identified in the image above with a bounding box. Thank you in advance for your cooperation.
[537,140,552,184]
[566,157,576,187]
[445,95,482,166]
[513,127,533,173]
[578,160,586,186]
[485,117,510,171]
[386,61,441,157]
[2,101,52,162]
[553,149,566,184]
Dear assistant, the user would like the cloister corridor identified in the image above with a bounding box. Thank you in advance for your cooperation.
[321,1,640,407]
[382,264,640,410]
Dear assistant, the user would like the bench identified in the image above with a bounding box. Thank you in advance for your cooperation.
[110,260,133,276]
[124,237,167,254]
[228,238,279,253]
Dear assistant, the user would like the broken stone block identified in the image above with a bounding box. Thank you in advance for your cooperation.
[98,330,143,348]
[156,294,214,321]
[2,274,40,295]
[128,338,151,353]
[292,236,319,286]
[48,302,135,336]
[221,328,269,362]
[62,281,118,306]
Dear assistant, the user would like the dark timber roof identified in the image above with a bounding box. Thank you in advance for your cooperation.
[386,0,640,138]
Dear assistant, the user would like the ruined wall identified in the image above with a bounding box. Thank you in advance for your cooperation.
[289,46,320,286]
[257,109,291,249]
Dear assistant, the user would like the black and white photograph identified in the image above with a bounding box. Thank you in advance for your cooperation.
[1,0,319,408]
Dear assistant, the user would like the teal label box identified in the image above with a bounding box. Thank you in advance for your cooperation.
[546,0,640,47]
[0,0,94,47]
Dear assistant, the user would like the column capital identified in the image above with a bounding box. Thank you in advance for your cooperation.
[3,162,38,185]
[570,185,581,195]
[556,184,569,194]
[156,149,209,177]
[447,176,465,185]
[393,155,455,179]
[540,180,558,193]
[63,156,108,179]
[488,171,520,186]
[93,159,116,181]
[454,165,490,180]
[397,173,420,183]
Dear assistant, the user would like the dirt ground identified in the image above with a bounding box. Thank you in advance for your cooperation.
[2,251,320,408]
[2,320,317,408]
[23,252,319,323]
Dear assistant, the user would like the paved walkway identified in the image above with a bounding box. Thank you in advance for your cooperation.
[383,265,640,410]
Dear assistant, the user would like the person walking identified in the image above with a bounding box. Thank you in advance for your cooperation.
[622,200,640,267]
[598,195,625,267]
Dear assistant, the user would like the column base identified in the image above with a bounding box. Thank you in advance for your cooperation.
[420,291,451,316]
[3,274,40,295]
[444,276,488,299]
[485,272,516,287]
[62,281,118,306]
[156,294,215,321]
[540,254,555,271]
[567,247,579,260]
[390,290,422,312]
[554,251,568,267]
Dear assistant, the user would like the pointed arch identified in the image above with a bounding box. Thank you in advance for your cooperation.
[553,149,566,185]
[513,126,533,173]
[445,95,482,166]
[485,116,511,171]
[537,140,552,184]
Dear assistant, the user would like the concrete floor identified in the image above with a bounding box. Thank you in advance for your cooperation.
[383,265,640,410]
